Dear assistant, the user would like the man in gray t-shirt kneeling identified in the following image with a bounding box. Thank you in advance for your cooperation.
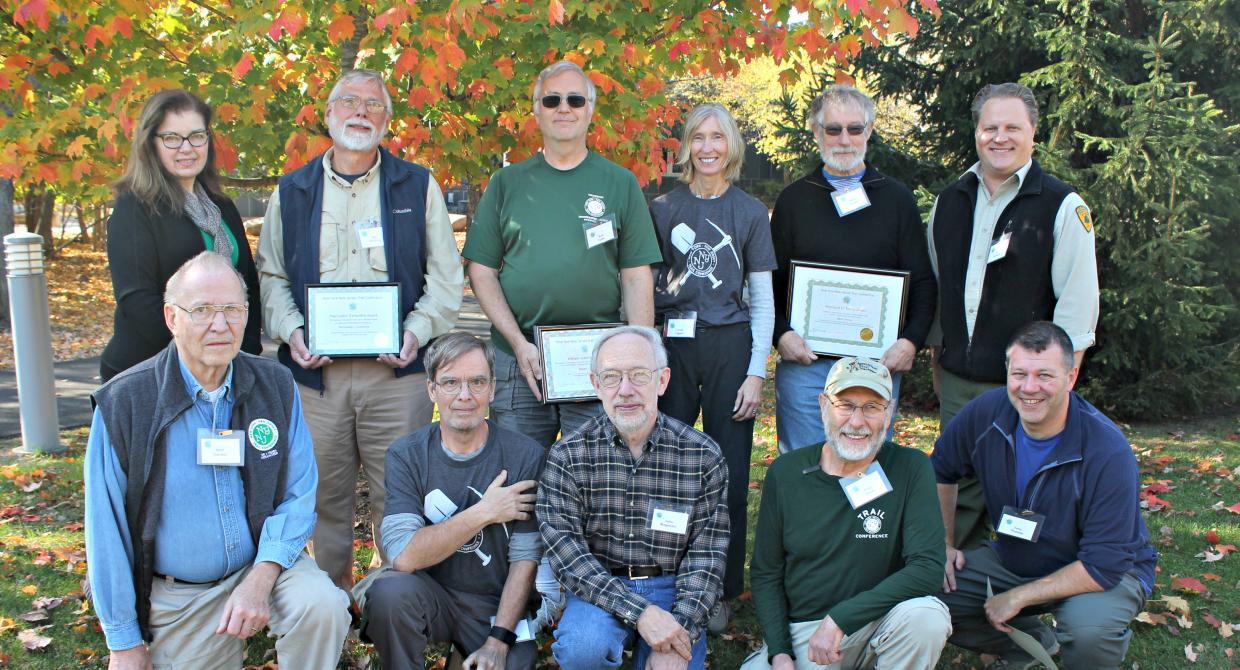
[362,333,545,670]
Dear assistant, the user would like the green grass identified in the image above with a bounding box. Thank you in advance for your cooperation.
[2,408,1237,668]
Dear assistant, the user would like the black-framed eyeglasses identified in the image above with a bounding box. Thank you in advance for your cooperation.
[171,303,248,324]
[157,130,210,149]
[827,397,889,419]
[819,123,868,137]
[595,368,661,389]
[540,94,588,109]
[433,376,492,395]
[332,94,388,114]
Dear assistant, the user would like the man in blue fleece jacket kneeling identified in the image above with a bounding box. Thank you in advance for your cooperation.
[932,321,1156,669]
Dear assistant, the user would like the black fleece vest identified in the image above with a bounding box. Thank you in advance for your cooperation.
[932,161,1074,383]
[91,344,294,642]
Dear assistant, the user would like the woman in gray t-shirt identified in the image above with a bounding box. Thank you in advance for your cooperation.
[650,103,776,633]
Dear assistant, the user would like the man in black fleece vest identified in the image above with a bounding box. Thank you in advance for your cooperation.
[86,253,349,668]
[926,83,1099,550]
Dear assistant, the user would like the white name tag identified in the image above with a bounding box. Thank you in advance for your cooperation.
[997,506,1045,542]
[831,185,871,217]
[584,215,617,249]
[665,312,697,338]
[987,231,1011,264]
[197,429,243,466]
[650,507,690,535]
[839,462,893,508]
[356,219,384,248]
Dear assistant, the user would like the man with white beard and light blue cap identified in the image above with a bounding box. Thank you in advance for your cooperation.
[746,356,950,670]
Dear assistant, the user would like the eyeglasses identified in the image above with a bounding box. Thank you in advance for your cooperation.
[157,130,210,149]
[171,303,248,324]
[332,95,388,114]
[827,397,889,419]
[818,123,868,137]
[595,368,661,389]
[540,94,589,109]
[433,376,492,395]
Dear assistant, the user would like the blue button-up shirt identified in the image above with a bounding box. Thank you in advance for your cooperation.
[84,359,319,651]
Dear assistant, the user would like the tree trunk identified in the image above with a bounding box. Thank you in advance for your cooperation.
[75,203,90,245]
[93,204,108,250]
[35,191,56,258]
[0,178,13,329]
[338,9,372,72]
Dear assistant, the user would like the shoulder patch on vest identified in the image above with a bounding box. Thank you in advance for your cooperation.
[1075,205,1093,233]
[248,418,279,451]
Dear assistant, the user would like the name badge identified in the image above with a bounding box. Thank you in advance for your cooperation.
[839,461,893,509]
[664,311,697,338]
[997,505,1045,542]
[356,219,384,248]
[987,230,1011,264]
[197,428,244,466]
[584,214,617,249]
[831,185,871,217]
[649,503,691,535]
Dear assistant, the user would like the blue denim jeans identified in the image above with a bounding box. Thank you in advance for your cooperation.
[551,575,707,670]
[774,357,902,453]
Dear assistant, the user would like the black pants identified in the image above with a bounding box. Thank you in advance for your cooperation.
[659,322,755,600]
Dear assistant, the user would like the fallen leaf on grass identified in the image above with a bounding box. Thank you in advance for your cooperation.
[1185,642,1198,662]
[17,628,51,651]
[1172,576,1209,594]
[18,481,41,493]
[17,611,46,623]
[1227,502,1240,514]
[1200,550,1225,563]
[0,617,17,633]
[1137,611,1168,625]
[1142,495,1173,512]
[1204,573,1223,581]
[19,585,36,596]
[1223,623,1234,639]
[30,597,62,611]
[1204,612,1224,628]
[1208,529,1221,544]
[1164,595,1191,615]
[1217,544,1238,555]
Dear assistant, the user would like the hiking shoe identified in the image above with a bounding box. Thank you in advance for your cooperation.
[528,592,565,637]
[706,601,731,635]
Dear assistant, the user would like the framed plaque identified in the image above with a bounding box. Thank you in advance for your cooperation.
[305,282,401,357]
[534,323,624,403]
[787,262,909,358]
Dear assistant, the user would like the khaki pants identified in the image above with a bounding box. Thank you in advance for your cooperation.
[300,358,434,589]
[938,367,1002,550]
[147,553,350,669]
[741,597,951,670]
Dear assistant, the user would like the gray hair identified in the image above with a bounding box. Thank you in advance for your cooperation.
[327,69,393,114]
[971,83,1039,129]
[590,325,668,373]
[807,84,876,129]
[164,251,247,304]
[532,60,597,107]
[424,332,494,381]
[1006,321,1074,371]
[676,103,745,185]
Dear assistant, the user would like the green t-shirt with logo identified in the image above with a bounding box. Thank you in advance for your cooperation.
[462,152,661,356]
[749,442,945,656]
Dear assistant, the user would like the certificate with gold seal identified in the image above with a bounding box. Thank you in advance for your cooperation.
[305,282,401,357]
[787,262,909,358]
[534,323,624,403]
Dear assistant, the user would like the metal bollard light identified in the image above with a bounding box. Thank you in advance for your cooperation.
[5,232,64,454]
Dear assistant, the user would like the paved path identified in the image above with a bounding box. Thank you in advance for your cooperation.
[0,294,491,438]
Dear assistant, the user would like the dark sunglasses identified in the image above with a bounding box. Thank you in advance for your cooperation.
[540,94,589,109]
[820,123,868,137]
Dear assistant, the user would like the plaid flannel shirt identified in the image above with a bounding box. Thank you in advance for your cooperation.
[537,412,729,642]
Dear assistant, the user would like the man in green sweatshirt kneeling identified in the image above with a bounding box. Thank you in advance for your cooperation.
[744,357,950,670]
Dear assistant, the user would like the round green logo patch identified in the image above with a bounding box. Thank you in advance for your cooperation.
[248,418,279,451]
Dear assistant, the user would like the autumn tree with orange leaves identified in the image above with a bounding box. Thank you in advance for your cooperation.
[0,0,936,244]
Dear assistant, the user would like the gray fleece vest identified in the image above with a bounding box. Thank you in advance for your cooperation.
[91,343,295,642]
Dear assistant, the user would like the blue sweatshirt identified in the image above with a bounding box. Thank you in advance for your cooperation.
[932,388,1156,593]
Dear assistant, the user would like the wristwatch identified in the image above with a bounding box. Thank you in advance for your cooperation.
[488,625,517,647]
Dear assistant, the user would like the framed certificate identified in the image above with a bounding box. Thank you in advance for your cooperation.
[787,262,909,358]
[534,323,624,403]
[305,282,401,357]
